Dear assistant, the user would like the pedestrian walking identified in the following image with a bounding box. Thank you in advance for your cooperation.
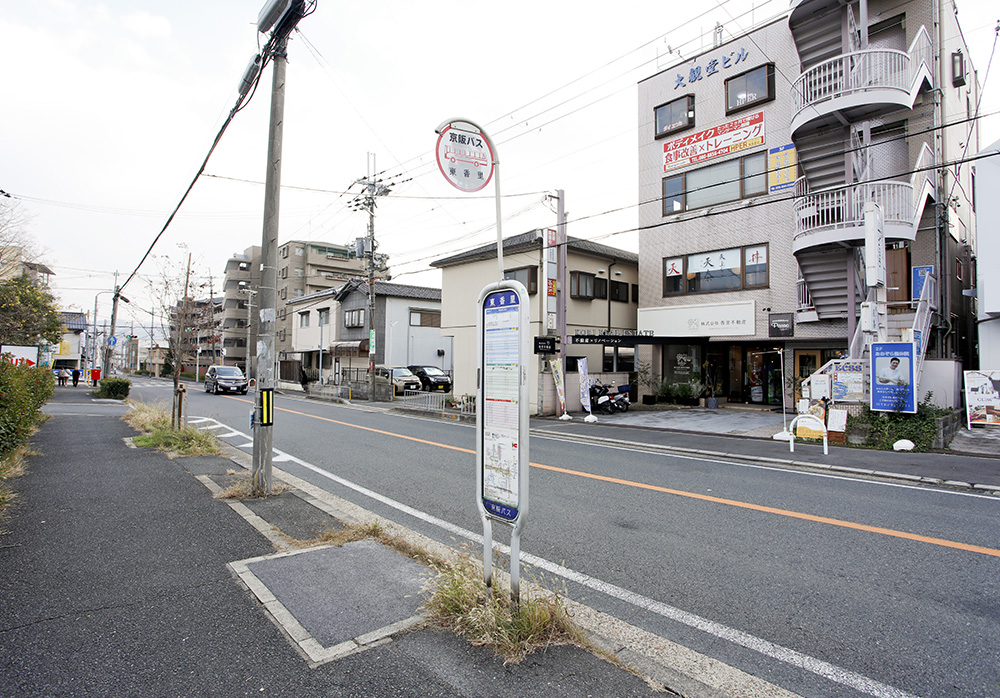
[58,368,70,387]
[71,368,81,387]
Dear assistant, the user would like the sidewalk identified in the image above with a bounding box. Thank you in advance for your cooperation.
[0,385,795,698]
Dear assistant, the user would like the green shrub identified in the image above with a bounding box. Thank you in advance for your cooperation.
[0,360,54,457]
[848,392,950,451]
[97,377,131,400]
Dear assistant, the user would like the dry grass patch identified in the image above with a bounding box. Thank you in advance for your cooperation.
[0,445,34,524]
[423,553,584,664]
[214,469,288,499]
[124,402,219,457]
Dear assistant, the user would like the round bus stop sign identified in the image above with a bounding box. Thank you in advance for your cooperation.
[435,121,495,193]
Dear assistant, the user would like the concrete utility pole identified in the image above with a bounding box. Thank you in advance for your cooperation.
[252,35,288,495]
[353,154,393,402]
[173,253,191,429]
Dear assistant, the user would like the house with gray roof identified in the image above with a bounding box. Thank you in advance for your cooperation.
[432,229,639,414]
[287,279,450,387]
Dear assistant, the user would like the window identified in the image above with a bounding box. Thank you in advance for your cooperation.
[345,309,365,328]
[318,308,330,326]
[504,266,538,294]
[654,95,695,138]
[294,268,304,278]
[632,284,640,303]
[295,247,305,256]
[410,310,441,327]
[956,257,964,281]
[744,245,768,287]
[662,151,767,215]
[688,248,742,293]
[725,64,774,113]
[293,289,303,298]
[610,280,630,302]
[570,271,595,299]
[298,312,310,328]
[280,266,288,279]
[662,244,769,296]
[594,276,608,300]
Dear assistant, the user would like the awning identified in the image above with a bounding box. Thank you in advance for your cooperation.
[329,339,369,357]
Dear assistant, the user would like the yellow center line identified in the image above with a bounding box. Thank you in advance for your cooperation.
[231,396,1000,558]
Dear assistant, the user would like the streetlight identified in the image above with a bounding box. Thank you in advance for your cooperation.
[750,349,790,441]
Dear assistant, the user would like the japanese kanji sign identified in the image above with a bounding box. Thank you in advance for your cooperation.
[436,121,495,193]
[663,111,765,171]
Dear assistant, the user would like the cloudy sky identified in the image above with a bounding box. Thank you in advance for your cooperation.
[3,0,998,334]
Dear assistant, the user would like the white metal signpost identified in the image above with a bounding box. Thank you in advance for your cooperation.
[436,117,529,604]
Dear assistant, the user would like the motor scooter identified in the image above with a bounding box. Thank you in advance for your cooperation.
[589,380,616,414]
[609,383,631,412]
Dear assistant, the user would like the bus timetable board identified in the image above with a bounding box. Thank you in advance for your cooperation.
[478,282,529,523]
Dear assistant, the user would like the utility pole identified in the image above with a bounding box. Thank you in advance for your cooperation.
[253,35,288,495]
[352,154,394,401]
[173,253,191,429]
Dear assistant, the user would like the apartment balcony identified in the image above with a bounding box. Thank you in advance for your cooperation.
[790,27,932,137]
[793,143,935,254]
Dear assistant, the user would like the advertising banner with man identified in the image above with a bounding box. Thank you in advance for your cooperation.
[870,342,916,413]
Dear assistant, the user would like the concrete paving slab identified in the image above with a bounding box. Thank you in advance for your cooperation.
[235,540,428,662]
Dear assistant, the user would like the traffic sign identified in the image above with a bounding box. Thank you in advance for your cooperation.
[435,121,495,193]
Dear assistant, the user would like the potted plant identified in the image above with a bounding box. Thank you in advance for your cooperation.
[702,361,721,409]
[635,360,660,405]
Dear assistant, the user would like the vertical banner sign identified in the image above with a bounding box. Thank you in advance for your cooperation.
[870,342,916,413]
[963,371,1000,428]
[767,144,797,193]
[578,357,592,414]
[550,359,567,415]
[479,284,528,522]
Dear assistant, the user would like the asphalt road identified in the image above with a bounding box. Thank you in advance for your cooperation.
[133,380,1000,698]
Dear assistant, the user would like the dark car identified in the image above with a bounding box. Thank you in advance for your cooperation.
[408,365,452,392]
[204,365,248,395]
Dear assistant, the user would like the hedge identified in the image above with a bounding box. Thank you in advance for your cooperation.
[97,377,131,400]
[0,360,54,457]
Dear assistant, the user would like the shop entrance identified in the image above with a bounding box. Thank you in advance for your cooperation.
[794,349,821,400]
[745,346,784,405]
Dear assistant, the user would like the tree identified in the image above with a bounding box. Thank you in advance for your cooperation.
[0,273,62,346]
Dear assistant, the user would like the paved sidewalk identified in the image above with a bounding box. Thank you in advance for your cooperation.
[0,385,796,698]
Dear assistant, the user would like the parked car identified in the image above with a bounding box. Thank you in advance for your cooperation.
[372,365,422,395]
[408,365,452,392]
[204,365,248,395]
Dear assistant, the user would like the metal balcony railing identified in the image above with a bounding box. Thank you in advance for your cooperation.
[793,180,913,243]
[791,26,933,124]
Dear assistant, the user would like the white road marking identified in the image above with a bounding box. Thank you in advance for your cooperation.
[196,415,925,698]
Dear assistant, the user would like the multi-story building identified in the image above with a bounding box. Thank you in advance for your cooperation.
[0,246,53,286]
[636,0,979,408]
[274,240,367,367]
[220,246,261,375]
[168,296,222,377]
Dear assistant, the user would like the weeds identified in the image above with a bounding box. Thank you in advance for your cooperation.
[214,469,287,499]
[423,553,583,663]
[0,445,32,524]
[124,402,219,457]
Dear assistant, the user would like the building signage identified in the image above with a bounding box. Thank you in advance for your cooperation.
[832,360,866,402]
[663,111,765,171]
[533,336,557,354]
[0,345,39,366]
[912,265,934,302]
[435,121,496,193]
[768,313,794,337]
[964,370,1000,428]
[870,342,916,413]
[768,144,797,193]
[639,301,755,338]
[671,46,751,91]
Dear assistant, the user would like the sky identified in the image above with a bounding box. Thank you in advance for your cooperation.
[3,0,998,337]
